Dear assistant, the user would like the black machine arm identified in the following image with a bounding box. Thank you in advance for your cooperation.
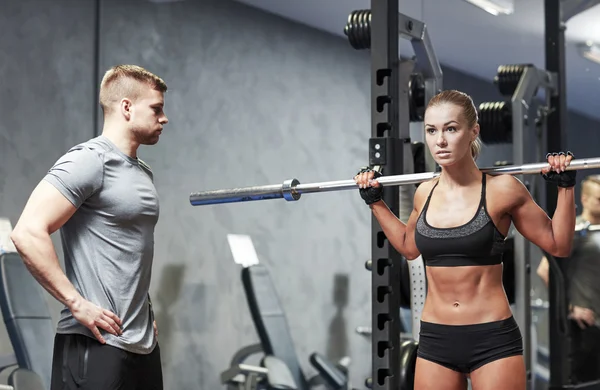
[220,343,298,390]
[308,352,347,390]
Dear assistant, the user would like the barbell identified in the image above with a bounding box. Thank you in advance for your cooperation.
[189,157,600,206]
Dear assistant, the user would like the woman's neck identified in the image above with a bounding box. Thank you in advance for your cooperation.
[438,157,481,189]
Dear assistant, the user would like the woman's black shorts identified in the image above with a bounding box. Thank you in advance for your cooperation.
[417,316,523,373]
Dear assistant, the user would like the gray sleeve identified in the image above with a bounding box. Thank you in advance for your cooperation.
[43,146,104,208]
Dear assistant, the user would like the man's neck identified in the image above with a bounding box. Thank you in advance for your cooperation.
[581,210,600,225]
[101,126,139,158]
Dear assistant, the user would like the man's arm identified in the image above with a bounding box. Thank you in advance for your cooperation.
[535,229,597,328]
[10,181,122,343]
[11,180,81,307]
[537,255,550,287]
[11,147,122,343]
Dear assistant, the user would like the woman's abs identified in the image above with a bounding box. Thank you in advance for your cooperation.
[420,264,512,325]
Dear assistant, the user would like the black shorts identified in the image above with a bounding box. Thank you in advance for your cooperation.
[50,333,162,390]
[417,316,523,373]
[570,320,600,383]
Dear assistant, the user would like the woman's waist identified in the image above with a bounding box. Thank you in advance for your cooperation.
[423,253,503,267]
[425,263,504,292]
[421,288,511,325]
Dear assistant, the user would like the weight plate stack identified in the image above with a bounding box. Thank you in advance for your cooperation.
[478,101,513,144]
[494,64,533,97]
[344,10,371,50]
[409,73,425,122]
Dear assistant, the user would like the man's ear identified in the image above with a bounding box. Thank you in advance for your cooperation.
[120,98,133,120]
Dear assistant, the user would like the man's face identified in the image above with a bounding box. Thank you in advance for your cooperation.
[582,181,600,218]
[129,88,168,145]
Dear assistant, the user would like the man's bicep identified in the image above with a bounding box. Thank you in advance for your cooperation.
[44,146,104,209]
[15,180,78,235]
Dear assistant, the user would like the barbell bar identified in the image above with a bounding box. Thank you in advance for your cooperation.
[189,157,600,206]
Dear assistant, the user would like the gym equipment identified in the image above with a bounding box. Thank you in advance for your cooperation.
[191,1,600,389]
[194,0,599,388]
[472,1,600,388]
[2,371,44,390]
[189,158,600,206]
[354,327,418,390]
[478,64,556,145]
[502,236,516,305]
[205,11,441,390]
[0,253,53,390]
[220,347,297,390]
[551,222,600,386]
[408,74,426,122]
[221,263,356,390]
[477,59,560,389]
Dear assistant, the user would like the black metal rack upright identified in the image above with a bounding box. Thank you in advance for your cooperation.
[368,2,404,388]
[344,2,442,388]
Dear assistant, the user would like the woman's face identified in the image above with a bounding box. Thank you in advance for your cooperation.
[424,102,479,167]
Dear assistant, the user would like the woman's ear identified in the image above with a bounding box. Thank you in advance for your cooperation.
[472,123,480,140]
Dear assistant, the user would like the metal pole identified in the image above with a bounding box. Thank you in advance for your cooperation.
[369,0,402,388]
[510,65,556,389]
[511,71,531,390]
[545,0,569,217]
[189,158,600,206]
[545,0,571,387]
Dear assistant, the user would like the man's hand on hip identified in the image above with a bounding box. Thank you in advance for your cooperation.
[69,296,123,343]
[569,305,596,329]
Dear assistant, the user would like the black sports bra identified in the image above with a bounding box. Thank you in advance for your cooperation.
[414,174,506,267]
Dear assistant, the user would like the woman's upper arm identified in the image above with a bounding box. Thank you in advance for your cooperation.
[504,176,557,254]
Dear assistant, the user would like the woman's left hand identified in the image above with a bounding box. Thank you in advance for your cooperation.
[541,151,576,188]
[542,151,573,174]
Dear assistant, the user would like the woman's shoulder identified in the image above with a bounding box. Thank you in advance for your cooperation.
[486,173,526,189]
[413,178,438,206]
[486,173,530,203]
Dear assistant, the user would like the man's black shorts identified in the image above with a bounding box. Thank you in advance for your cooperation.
[50,333,162,390]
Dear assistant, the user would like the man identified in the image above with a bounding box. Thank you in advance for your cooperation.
[10,64,168,390]
[537,174,600,383]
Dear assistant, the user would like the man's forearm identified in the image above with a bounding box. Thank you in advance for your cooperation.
[538,270,549,287]
[11,228,81,308]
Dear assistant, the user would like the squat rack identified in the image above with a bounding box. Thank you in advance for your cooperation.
[345,2,441,389]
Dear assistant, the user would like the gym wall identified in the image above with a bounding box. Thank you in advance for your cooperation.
[0,0,97,356]
[1,0,599,388]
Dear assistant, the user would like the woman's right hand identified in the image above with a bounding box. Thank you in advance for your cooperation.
[354,167,383,205]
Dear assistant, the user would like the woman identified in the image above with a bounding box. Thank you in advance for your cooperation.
[354,89,576,390]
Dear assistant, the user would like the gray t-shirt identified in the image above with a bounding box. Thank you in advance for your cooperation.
[568,215,600,315]
[43,135,159,354]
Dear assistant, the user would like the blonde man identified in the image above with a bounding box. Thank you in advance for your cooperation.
[537,174,600,383]
[11,64,169,390]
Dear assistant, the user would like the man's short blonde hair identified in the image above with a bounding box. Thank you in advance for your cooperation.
[99,65,167,115]
[582,175,600,195]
